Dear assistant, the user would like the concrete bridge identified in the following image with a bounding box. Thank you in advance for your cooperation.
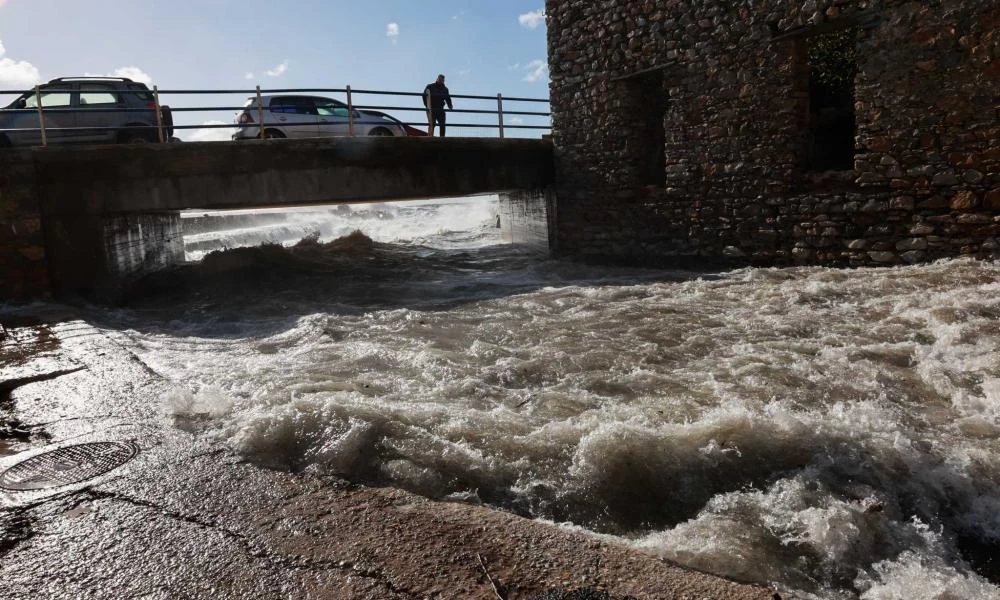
[0,137,553,300]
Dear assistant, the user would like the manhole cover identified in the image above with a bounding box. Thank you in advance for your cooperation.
[0,441,138,491]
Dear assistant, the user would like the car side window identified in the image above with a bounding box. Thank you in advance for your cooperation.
[269,97,292,114]
[79,84,120,107]
[270,97,317,115]
[23,89,73,109]
[294,98,317,116]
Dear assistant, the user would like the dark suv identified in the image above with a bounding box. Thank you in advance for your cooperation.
[0,77,173,147]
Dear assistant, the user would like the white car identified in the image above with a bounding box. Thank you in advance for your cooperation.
[232,94,406,140]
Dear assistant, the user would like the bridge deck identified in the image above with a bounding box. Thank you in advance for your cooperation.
[25,136,552,215]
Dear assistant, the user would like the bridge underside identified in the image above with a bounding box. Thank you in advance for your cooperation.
[0,137,553,300]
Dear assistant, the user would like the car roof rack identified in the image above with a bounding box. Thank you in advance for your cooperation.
[47,76,135,83]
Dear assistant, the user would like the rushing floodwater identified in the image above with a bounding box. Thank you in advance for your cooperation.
[79,198,1000,599]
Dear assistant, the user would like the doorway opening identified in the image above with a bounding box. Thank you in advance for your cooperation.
[622,70,667,187]
[805,26,858,171]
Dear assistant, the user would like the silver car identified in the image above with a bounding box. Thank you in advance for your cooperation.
[233,95,406,140]
[0,77,172,147]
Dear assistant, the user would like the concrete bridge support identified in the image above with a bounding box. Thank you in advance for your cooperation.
[42,212,184,300]
[498,189,555,254]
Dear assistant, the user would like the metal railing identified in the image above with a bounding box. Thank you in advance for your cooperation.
[0,84,551,146]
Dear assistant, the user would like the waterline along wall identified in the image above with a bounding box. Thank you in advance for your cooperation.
[527,0,998,266]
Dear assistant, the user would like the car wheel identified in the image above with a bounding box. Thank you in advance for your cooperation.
[264,129,286,139]
[369,127,393,137]
[120,129,155,144]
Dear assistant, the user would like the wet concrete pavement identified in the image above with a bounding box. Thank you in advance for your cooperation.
[1,315,779,600]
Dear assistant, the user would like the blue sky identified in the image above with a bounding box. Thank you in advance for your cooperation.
[0,0,549,138]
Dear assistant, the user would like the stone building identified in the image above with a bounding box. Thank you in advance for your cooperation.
[537,0,998,265]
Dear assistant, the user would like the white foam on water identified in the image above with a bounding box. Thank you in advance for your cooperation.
[103,219,1000,600]
[860,549,1000,600]
[182,196,501,260]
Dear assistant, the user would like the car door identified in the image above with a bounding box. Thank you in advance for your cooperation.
[12,85,76,146]
[314,98,352,137]
[76,82,126,144]
[267,96,319,139]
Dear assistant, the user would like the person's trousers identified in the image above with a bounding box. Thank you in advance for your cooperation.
[429,108,447,137]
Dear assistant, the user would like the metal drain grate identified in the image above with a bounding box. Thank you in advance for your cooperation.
[0,441,139,491]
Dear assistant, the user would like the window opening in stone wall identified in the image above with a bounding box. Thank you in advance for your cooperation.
[622,70,667,187]
[806,26,858,171]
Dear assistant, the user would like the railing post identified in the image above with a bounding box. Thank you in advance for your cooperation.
[497,93,504,141]
[35,85,47,147]
[256,85,265,141]
[153,85,165,144]
[346,85,355,137]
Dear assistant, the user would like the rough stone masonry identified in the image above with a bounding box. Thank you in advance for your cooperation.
[541,0,998,266]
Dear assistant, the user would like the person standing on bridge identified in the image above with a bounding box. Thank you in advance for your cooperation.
[423,74,453,137]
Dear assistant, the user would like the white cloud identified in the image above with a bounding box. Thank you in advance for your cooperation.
[522,59,548,83]
[386,22,399,44]
[111,66,152,85]
[458,68,471,76]
[266,60,288,77]
[518,9,545,29]
[244,72,254,80]
[184,120,236,143]
[0,39,42,89]
[506,116,525,126]
[84,66,153,85]
[507,63,521,71]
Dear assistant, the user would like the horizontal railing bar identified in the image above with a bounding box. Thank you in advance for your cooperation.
[495,96,551,103]
[214,123,551,130]
[7,107,161,114]
[1,120,551,133]
[348,89,502,101]
[0,121,549,131]
[160,88,349,95]
[349,89,550,103]
[162,106,549,117]
[0,90,155,95]
[1,88,549,100]
[0,85,549,95]
[0,107,549,117]
[0,108,549,119]
[0,103,549,110]
[351,105,550,116]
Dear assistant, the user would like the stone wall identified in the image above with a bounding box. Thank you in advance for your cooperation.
[545,0,999,265]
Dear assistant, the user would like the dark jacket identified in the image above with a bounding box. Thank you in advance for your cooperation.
[423,82,453,111]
